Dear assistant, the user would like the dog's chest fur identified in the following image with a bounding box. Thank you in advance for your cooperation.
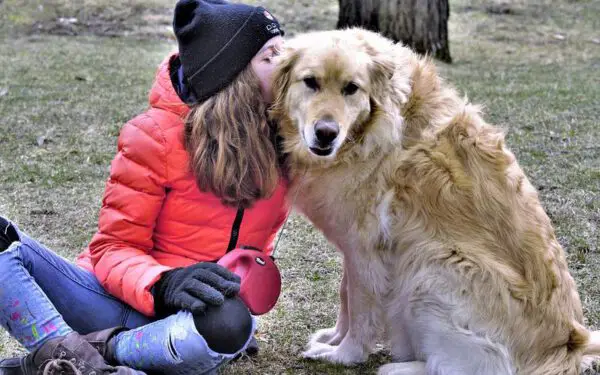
[291,156,399,256]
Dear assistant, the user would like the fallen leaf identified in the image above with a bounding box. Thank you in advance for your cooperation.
[58,17,78,24]
[37,136,46,146]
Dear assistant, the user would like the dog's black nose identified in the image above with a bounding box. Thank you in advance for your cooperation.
[314,119,339,146]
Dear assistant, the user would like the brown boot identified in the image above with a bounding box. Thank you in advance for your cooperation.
[0,332,145,375]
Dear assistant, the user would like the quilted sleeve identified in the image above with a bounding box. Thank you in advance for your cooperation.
[88,117,173,317]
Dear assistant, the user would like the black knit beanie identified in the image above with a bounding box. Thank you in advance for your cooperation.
[173,0,284,104]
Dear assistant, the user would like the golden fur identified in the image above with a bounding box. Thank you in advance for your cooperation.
[184,66,279,209]
[270,28,600,375]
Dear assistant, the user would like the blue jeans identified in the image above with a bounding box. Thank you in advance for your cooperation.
[0,218,253,374]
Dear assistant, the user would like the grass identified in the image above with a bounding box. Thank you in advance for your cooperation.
[0,0,599,373]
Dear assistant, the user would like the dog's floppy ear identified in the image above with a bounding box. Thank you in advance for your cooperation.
[358,30,396,106]
[269,46,300,122]
[369,53,395,106]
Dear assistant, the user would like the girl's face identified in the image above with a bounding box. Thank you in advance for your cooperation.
[251,36,284,104]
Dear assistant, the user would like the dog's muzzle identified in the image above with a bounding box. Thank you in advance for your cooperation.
[310,118,339,156]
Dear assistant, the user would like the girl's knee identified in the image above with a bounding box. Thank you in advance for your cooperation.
[193,296,254,355]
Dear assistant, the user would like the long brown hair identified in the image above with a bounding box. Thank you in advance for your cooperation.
[184,66,280,209]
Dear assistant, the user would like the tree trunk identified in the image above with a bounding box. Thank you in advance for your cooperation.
[337,0,452,63]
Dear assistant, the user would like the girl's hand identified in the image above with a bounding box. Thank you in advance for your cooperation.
[152,262,241,317]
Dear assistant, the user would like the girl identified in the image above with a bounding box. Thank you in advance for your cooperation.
[0,0,288,374]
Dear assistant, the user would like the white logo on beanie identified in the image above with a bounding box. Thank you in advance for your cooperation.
[263,9,280,34]
[266,23,280,34]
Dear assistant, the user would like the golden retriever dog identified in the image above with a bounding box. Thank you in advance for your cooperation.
[270,28,600,375]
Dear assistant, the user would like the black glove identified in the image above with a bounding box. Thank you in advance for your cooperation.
[152,262,241,317]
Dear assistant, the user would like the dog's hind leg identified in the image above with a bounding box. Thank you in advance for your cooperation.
[378,362,427,375]
[388,312,415,362]
[416,318,515,375]
[392,279,514,375]
[379,332,513,375]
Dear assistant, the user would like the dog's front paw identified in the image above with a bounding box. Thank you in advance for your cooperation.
[302,339,367,365]
[310,327,347,346]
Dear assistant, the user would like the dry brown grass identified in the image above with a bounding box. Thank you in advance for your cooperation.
[0,0,598,373]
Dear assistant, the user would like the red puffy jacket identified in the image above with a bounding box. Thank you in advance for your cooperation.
[76,53,290,317]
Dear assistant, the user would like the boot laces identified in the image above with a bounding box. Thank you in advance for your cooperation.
[42,358,83,375]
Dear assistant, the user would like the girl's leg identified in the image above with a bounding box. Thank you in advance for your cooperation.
[112,302,256,375]
[0,229,73,350]
[0,216,151,344]
[0,217,147,374]
[1,216,256,374]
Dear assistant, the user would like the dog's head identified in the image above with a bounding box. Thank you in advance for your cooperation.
[270,28,410,164]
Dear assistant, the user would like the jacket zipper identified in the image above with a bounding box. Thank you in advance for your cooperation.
[226,207,245,252]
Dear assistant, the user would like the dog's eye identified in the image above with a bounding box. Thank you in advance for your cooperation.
[303,77,320,91]
[342,82,359,96]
